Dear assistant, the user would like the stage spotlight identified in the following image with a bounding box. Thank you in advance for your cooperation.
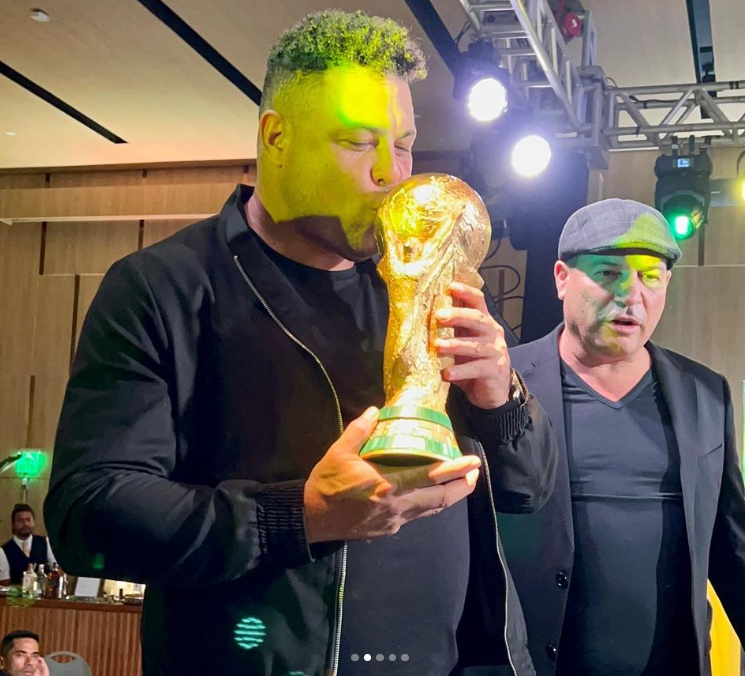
[654,146,712,240]
[454,41,510,123]
[511,134,552,178]
[467,77,508,122]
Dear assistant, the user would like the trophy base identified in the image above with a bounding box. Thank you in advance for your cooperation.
[359,405,461,466]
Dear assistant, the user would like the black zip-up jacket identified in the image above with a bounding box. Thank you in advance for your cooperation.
[45,186,557,676]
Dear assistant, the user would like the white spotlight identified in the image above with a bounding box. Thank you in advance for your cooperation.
[467,77,508,123]
[511,134,552,178]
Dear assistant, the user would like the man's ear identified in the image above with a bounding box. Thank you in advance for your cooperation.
[555,260,570,301]
[259,110,288,167]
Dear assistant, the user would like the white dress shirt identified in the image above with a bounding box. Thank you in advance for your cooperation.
[0,535,57,582]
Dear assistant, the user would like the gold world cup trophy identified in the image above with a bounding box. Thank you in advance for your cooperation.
[360,173,492,465]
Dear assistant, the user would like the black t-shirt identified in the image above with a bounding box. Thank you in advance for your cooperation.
[557,362,696,676]
[257,240,470,675]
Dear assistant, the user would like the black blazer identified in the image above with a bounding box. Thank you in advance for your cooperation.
[501,325,745,676]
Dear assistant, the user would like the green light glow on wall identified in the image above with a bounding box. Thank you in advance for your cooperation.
[233,616,266,650]
[15,450,45,478]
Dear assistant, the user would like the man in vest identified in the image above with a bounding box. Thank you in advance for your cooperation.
[0,504,56,586]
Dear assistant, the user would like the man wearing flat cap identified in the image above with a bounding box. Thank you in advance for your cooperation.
[499,198,745,675]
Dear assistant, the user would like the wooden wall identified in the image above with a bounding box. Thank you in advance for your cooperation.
[0,163,254,541]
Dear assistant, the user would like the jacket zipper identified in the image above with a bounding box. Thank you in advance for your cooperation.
[233,255,348,676]
[476,440,518,676]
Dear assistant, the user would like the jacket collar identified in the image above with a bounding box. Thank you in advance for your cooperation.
[219,185,385,367]
[219,185,328,358]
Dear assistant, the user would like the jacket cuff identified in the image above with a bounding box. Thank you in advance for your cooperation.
[256,479,313,566]
[467,397,531,444]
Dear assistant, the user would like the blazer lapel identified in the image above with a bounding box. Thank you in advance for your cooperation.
[648,343,700,566]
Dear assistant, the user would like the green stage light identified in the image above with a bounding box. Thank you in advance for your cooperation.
[655,147,712,242]
[672,214,695,240]
[15,450,45,478]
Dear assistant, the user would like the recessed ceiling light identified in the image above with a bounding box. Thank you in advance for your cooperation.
[5,131,17,136]
[30,9,50,22]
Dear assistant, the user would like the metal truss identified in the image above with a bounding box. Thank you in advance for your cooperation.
[456,0,745,167]
[606,80,745,150]
[457,0,606,166]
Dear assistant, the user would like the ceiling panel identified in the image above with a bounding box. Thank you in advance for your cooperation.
[0,0,257,168]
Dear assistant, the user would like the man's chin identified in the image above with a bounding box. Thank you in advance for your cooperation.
[347,244,378,262]
[346,230,379,261]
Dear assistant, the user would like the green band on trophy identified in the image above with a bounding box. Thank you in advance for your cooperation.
[360,434,460,461]
[378,406,453,432]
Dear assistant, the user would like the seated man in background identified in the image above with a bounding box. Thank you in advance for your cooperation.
[0,505,56,586]
[502,199,745,676]
[0,631,49,676]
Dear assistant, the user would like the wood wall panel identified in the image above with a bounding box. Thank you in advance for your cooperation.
[601,150,657,206]
[27,376,69,470]
[142,219,193,249]
[0,373,30,459]
[44,221,139,275]
[49,170,144,189]
[705,205,745,267]
[653,266,745,451]
[74,275,104,349]
[0,174,46,189]
[0,223,41,375]
[30,275,75,377]
[0,183,236,221]
[146,165,246,185]
[0,600,141,676]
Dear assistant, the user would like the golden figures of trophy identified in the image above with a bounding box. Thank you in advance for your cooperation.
[360,173,492,465]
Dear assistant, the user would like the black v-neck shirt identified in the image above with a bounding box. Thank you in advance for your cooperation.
[556,361,696,676]
[257,238,470,675]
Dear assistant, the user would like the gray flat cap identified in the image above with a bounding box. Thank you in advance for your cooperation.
[558,198,682,266]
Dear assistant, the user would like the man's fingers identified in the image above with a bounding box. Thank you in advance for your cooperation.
[336,406,379,452]
[448,282,489,313]
[401,474,479,519]
[436,337,501,360]
[435,307,491,335]
[384,455,481,492]
[427,455,482,485]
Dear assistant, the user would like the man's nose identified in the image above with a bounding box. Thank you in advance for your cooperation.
[371,145,402,188]
[615,274,643,304]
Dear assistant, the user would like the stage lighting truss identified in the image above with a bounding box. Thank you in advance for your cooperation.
[456,0,745,169]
